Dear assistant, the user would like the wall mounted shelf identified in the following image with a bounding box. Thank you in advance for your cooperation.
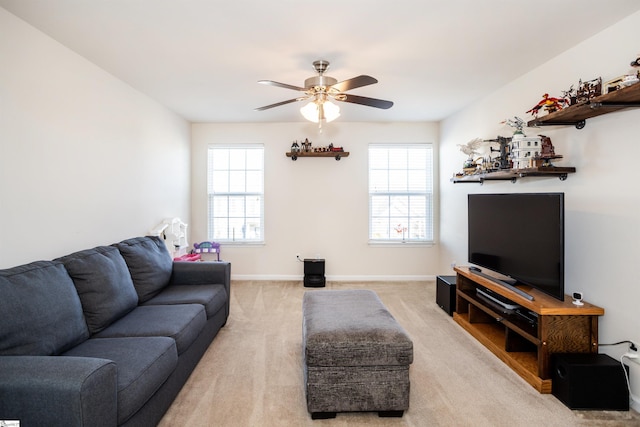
[286,151,349,161]
[527,83,640,129]
[451,166,576,184]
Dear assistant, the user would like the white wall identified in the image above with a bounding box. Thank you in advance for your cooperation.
[191,122,440,280]
[440,12,640,409]
[0,8,191,268]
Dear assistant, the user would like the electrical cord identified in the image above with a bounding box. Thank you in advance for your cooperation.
[600,340,638,351]
[620,354,640,403]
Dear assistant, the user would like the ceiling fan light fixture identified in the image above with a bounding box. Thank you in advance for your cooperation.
[256,60,392,123]
[300,101,319,123]
[323,100,340,122]
[300,100,340,123]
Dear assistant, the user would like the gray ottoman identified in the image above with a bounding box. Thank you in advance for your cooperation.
[302,289,413,419]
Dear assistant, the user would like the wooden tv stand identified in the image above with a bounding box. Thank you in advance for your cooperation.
[452,266,604,393]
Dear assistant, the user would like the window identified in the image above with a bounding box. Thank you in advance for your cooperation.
[207,145,264,243]
[369,143,433,243]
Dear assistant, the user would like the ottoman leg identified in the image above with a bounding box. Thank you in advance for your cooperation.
[311,412,337,420]
[379,410,404,417]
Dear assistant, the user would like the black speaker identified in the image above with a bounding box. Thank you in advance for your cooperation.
[436,275,456,316]
[552,353,629,410]
[304,259,325,288]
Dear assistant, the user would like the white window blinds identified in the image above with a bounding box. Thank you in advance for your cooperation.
[369,143,433,243]
[207,145,264,243]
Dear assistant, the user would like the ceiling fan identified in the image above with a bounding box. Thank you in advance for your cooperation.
[255,60,393,123]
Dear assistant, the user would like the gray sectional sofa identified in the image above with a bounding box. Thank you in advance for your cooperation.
[0,236,231,427]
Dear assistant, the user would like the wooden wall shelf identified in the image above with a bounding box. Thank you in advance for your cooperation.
[453,266,604,393]
[527,82,640,129]
[286,151,349,161]
[451,166,576,184]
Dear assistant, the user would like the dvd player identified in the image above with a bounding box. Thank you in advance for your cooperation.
[515,308,538,327]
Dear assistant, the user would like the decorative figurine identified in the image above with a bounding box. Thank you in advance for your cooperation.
[511,134,564,169]
[621,73,639,88]
[501,117,526,137]
[535,135,563,167]
[526,93,568,117]
[539,135,555,158]
[486,136,512,170]
[510,135,542,169]
[605,57,640,93]
[561,85,576,105]
[457,138,484,171]
[291,141,300,153]
[302,138,312,152]
[575,77,602,103]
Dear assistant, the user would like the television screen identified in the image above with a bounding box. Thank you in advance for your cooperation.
[468,193,564,301]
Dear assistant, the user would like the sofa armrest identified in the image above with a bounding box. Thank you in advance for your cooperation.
[170,261,231,318]
[170,260,230,286]
[0,356,117,427]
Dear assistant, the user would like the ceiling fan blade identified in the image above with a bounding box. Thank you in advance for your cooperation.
[254,98,303,111]
[258,80,306,92]
[331,75,378,92]
[339,94,394,109]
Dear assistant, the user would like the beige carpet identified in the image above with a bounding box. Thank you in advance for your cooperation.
[158,280,640,426]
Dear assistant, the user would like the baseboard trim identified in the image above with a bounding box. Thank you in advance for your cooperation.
[231,274,436,281]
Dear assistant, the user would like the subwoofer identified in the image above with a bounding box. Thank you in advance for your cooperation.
[551,353,629,410]
[436,275,456,316]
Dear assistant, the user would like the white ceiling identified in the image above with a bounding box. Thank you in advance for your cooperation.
[2,0,640,123]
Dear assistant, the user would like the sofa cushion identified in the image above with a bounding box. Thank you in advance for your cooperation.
[94,304,206,355]
[63,336,177,425]
[0,261,90,356]
[143,284,227,318]
[114,236,172,303]
[57,246,139,334]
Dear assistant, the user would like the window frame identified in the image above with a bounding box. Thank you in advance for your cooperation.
[207,144,265,244]
[368,143,434,245]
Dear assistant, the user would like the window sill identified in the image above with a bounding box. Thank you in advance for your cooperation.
[368,240,435,247]
[212,241,265,247]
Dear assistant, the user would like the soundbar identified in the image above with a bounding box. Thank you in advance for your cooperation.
[469,267,535,301]
[477,287,520,310]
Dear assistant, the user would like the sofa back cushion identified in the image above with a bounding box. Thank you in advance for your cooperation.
[57,246,139,334]
[114,236,172,303]
[0,261,90,355]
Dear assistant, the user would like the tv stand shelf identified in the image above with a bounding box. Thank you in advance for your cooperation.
[453,266,604,393]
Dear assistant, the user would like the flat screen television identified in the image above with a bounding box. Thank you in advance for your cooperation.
[467,192,565,301]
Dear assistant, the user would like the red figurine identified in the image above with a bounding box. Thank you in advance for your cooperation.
[526,93,568,117]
